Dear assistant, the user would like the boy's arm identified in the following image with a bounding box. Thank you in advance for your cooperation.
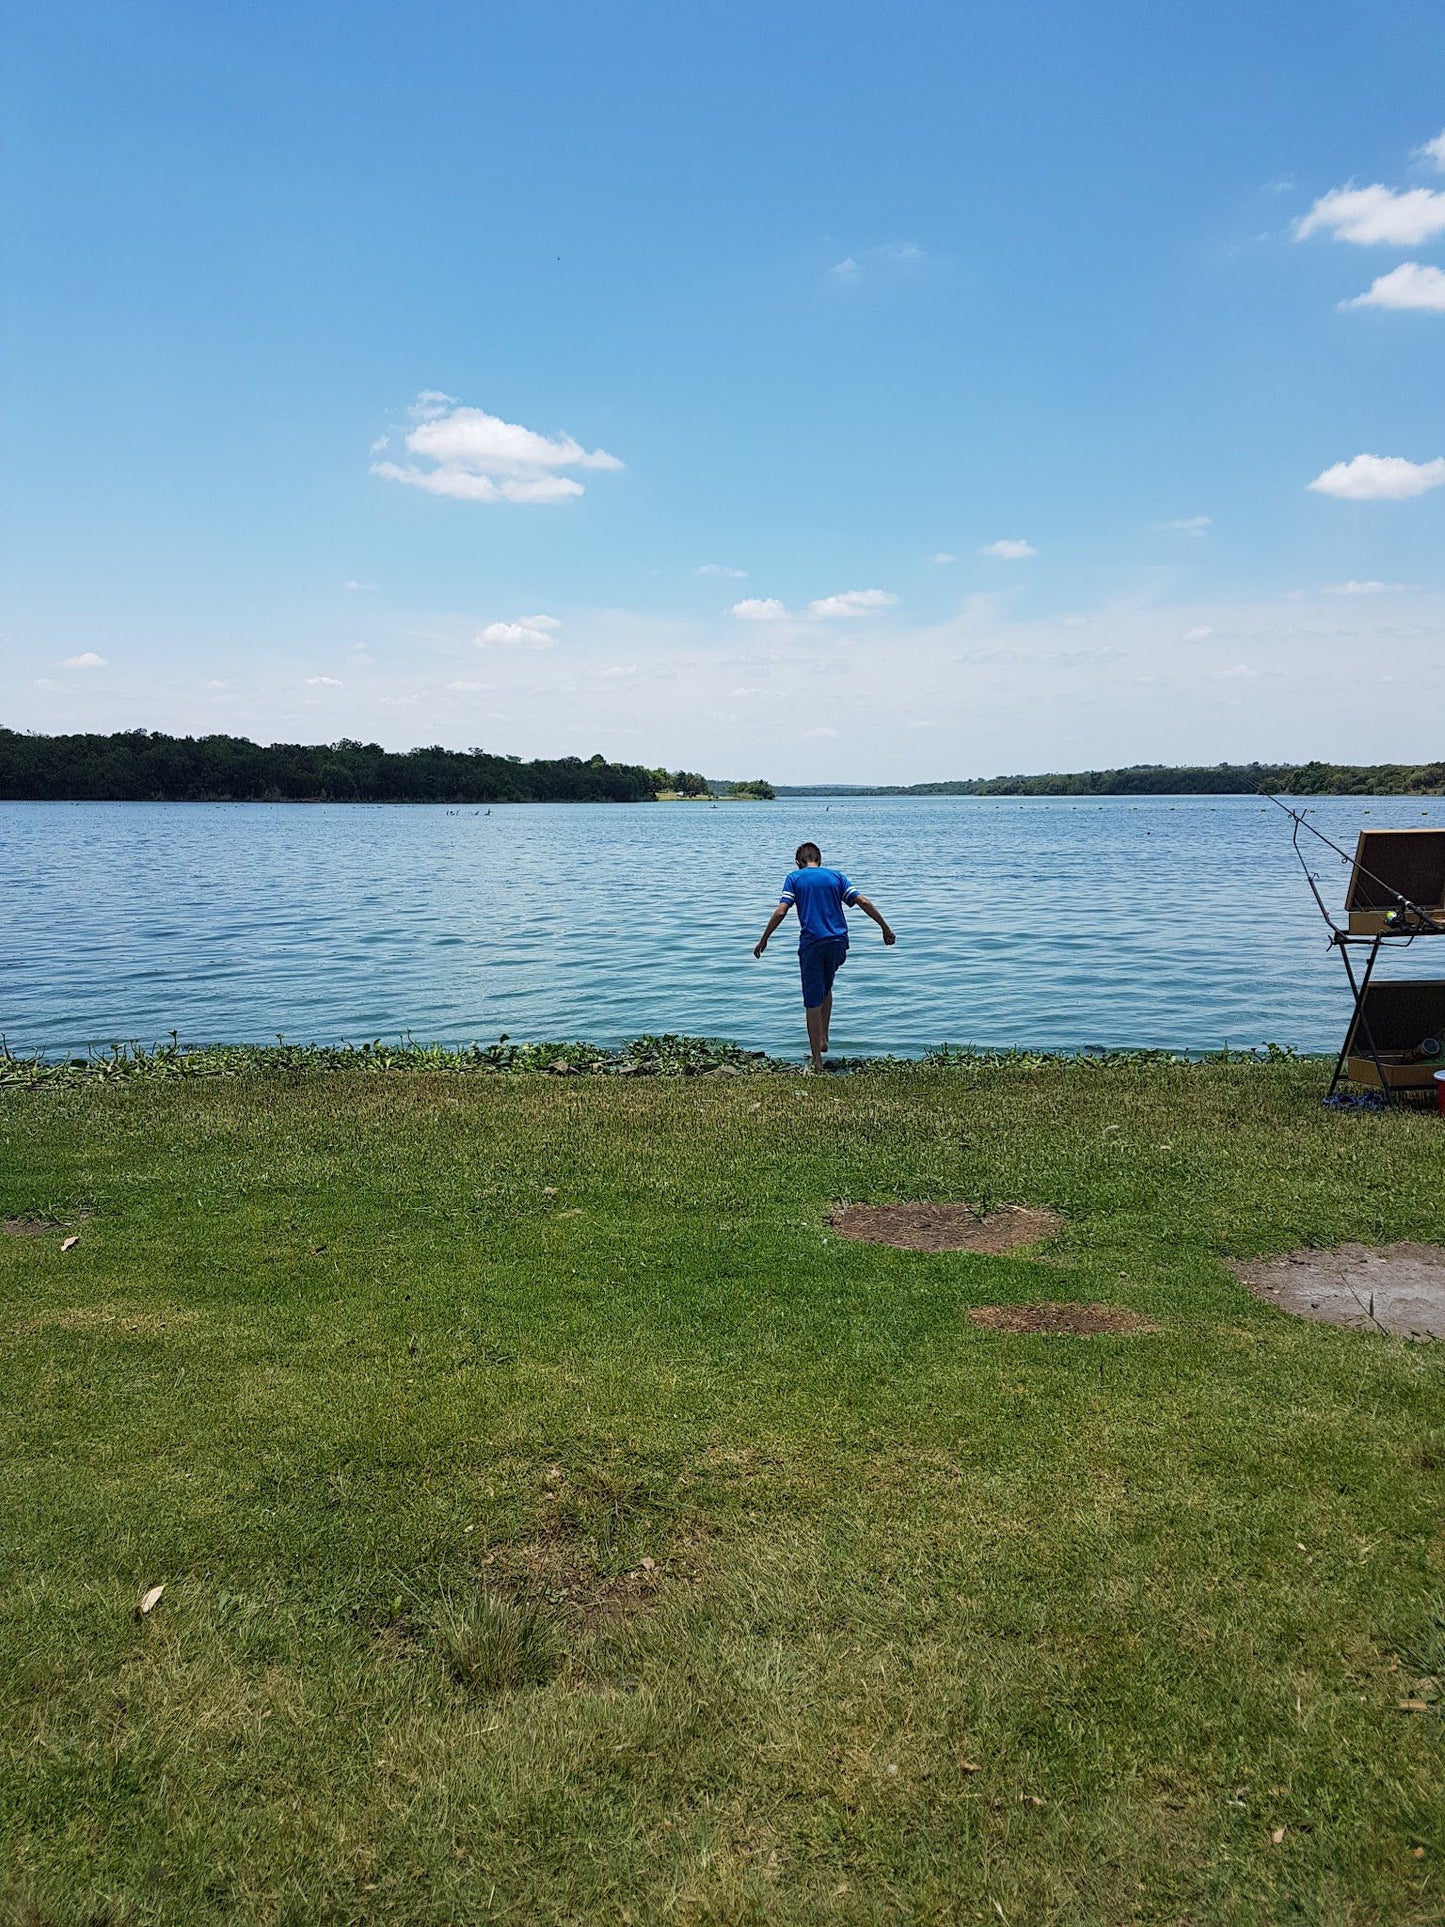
[754,903,790,957]
[853,894,896,945]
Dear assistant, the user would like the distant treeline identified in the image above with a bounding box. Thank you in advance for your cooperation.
[0,728,661,804]
[778,760,1445,798]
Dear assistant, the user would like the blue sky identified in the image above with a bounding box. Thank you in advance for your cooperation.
[5,1,1444,781]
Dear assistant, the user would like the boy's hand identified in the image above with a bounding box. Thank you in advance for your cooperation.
[881,926,896,946]
[753,938,768,958]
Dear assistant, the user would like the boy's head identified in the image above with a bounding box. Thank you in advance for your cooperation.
[795,841,822,867]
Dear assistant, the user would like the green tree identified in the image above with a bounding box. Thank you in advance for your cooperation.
[319,760,358,800]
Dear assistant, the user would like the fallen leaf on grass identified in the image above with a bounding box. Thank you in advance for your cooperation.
[60,1236,79,1252]
[1399,1699,1433,1712]
[137,1585,165,1617]
[1270,1827,1286,1845]
[958,1759,982,1773]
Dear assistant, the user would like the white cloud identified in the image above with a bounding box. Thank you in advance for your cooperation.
[1326,579,1403,595]
[698,563,747,578]
[373,397,622,505]
[731,589,897,621]
[1295,183,1445,246]
[807,588,897,619]
[61,651,106,668]
[831,242,929,281]
[1214,664,1258,680]
[444,679,495,692]
[803,726,839,738]
[1416,130,1445,170]
[475,614,562,649]
[1307,453,1445,500]
[981,539,1038,560]
[1343,262,1445,311]
[929,551,957,566]
[409,407,621,473]
[1182,626,1213,642]
[373,461,583,505]
[344,579,377,592]
[1156,515,1213,536]
[600,664,639,677]
[306,675,342,686]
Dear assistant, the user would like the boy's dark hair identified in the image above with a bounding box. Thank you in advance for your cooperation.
[795,841,822,866]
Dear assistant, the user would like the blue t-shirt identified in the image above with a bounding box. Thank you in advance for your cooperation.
[780,866,859,944]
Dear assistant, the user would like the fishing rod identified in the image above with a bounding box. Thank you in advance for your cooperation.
[1266,794,1444,934]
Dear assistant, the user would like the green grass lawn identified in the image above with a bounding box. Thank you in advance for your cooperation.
[2,1059,1443,1925]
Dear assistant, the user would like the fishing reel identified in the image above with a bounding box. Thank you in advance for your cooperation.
[1383,906,1445,934]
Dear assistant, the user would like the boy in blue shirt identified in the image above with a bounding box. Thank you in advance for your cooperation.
[754,841,896,1070]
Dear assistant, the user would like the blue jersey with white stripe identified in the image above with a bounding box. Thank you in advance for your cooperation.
[779,867,858,944]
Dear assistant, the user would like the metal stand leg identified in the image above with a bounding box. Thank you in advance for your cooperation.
[1329,935,1392,1105]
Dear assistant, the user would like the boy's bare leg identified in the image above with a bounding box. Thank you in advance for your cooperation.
[805,1003,826,1071]
[820,990,832,1055]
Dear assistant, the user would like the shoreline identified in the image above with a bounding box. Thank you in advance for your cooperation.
[1,1034,1317,1088]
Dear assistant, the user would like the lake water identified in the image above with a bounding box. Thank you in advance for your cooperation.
[4,795,1442,1060]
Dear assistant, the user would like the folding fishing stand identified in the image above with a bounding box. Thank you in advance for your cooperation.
[1274,801,1445,1106]
[1323,924,1445,1104]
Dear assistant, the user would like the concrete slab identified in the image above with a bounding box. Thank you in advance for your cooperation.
[1232,1242,1445,1341]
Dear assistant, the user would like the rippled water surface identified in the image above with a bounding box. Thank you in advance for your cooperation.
[5,794,1442,1058]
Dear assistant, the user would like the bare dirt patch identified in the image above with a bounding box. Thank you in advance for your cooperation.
[2,1217,64,1236]
[485,1539,668,1624]
[1233,1243,1445,1341]
[478,1483,709,1627]
[968,1303,1160,1336]
[829,1201,1062,1254]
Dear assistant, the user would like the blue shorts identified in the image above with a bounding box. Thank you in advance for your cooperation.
[799,937,848,1009]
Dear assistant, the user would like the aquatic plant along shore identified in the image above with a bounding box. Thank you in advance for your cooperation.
[0,1033,1299,1089]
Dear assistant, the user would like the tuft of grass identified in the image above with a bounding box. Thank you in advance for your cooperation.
[429,1589,558,1694]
